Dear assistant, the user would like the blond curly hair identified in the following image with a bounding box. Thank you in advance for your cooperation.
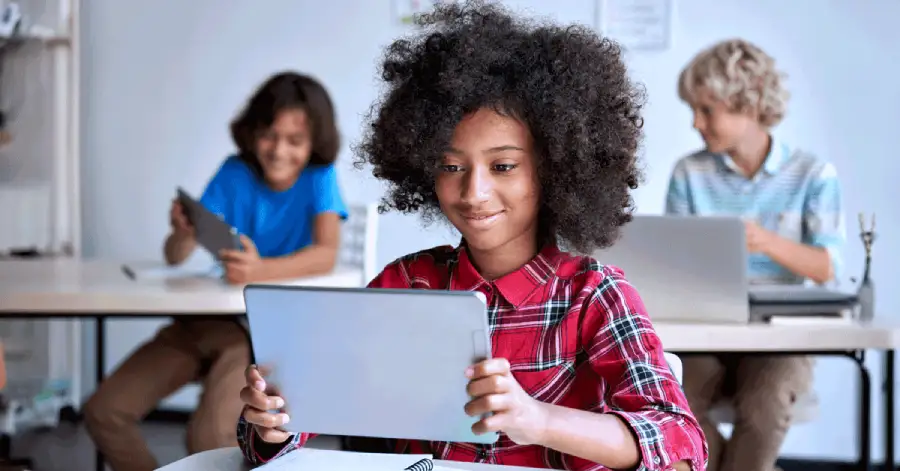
[678,39,789,128]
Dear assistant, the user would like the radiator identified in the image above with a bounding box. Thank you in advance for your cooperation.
[0,182,52,254]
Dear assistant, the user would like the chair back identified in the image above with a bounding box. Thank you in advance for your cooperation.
[663,351,683,385]
[339,204,380,285]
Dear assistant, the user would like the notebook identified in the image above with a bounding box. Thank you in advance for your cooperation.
[257,448,434,471]
[120,262,221,281]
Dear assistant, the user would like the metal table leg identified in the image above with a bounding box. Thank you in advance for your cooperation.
[885,349,895,471]
[95,317,106,471]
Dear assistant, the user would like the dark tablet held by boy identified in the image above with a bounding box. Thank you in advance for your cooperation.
[177,187,242,258]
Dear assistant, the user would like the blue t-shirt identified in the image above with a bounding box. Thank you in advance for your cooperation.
[198,156,348,258]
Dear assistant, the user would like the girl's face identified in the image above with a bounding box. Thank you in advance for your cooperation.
[435,108,541,255]
[255,108,312,191]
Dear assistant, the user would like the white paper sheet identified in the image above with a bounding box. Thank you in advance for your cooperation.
[259,448,433,471]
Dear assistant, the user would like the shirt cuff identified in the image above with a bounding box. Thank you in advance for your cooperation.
[251,431,299,463]
[608,410,705,471]
[237,415,299,465]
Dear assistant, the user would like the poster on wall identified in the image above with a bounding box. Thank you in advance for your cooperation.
[596,0,673,51]
[393,0,458,26]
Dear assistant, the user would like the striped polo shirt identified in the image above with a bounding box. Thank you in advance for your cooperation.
[664,137,845,285]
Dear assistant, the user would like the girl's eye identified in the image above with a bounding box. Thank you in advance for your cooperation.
[494,164,516,172]
[440,165,462,172]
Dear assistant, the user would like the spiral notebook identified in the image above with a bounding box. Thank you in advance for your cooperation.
[257,448,435,471]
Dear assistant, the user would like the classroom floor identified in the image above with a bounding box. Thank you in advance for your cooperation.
[7,422,341,470]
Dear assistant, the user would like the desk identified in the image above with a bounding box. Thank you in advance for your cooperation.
[156,447,552,470]
[656,320,899,471]
[0,258,364,471]
[0,259,362,313]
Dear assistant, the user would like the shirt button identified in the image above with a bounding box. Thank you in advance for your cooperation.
[654,456,661,463]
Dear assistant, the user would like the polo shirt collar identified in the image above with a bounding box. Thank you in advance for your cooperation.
[450,239,560,307]
[720,135,789,177]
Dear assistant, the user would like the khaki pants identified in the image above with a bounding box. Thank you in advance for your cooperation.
[682,354,814,471]
[84,319,251,471]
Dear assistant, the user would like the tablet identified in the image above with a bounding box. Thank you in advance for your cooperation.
[243,285,498,445]
[176,187,241,258]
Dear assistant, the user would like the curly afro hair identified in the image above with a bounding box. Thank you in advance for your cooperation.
[354,0,645,252]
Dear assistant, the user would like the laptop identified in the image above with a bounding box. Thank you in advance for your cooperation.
[593,215,750,323]
[593,215,857,324]
[242,285,499,445]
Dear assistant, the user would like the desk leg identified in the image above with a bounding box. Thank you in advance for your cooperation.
[886,349,895,471]
[95,317,106,471]
[856,352,872,471]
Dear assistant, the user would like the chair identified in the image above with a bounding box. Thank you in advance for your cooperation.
[339,203,380,285]
[664,352,683,385]
[708,393,820,428]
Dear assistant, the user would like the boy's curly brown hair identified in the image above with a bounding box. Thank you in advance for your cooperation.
[354,0,645,252]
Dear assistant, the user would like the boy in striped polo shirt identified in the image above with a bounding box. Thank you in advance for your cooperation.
[665,39,845,471]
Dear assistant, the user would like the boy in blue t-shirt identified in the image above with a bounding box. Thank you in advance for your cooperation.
[83,72,348,471]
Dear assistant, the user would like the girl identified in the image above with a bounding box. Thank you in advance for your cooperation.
[239,2,707,470]
[84,72,348,471]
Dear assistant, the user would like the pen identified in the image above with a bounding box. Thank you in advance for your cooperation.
[121,265,136,280]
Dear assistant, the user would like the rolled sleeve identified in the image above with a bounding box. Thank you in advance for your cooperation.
[609,409,706,471]
[586,268,708,470]
[802,162,845,279]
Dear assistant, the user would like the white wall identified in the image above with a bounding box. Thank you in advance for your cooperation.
[79,0,900,463]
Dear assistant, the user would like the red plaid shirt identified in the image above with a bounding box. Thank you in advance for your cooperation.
[238,243,707,470]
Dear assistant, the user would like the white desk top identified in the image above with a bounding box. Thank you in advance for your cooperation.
[655,319,900,352]
[0,259,363,314]
[2,258,897,352]
[156,447,548,471]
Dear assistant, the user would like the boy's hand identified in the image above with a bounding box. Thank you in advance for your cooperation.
[240,365,292,444]
[464,358,549,446]
[169,199,194,238]
[220,235,262,284]
[744,220,774,254]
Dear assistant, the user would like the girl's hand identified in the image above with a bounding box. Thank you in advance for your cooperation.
[239,365,292,444]
[464,358,550,446]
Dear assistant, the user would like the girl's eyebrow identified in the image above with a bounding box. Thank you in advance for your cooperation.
[445,145,525,154]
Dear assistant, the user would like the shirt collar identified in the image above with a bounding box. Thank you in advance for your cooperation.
[450,239,561,307]
[719,135,789,177]
[761,136,789,175]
